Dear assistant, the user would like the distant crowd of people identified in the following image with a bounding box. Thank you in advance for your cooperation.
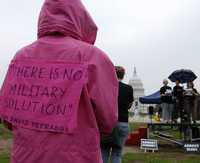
[160,79,199,123]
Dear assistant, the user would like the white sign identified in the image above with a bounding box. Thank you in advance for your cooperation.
[140,139,158,152]
[184,144,200,153]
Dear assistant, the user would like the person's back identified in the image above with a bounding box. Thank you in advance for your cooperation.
[101,66,133,163]
[118,82,134,122]
[0,0,118,163]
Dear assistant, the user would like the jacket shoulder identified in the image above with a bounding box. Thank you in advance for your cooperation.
[120,82,133,90]
[80,43,112,64]
[12,42,37,60]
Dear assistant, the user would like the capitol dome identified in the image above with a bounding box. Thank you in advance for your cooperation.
[129,67,145,98]
[128,67,149,123]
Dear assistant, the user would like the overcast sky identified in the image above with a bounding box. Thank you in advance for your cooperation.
[0,0,200,94]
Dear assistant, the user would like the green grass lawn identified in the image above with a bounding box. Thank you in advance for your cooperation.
[0,124,12,163]
[0,124,12,140]
[123,153,200,163]
[129,122,185,141]
[1,123,200,163]
[0,153,10,163]
[1,152,200,163]
[129,123,147,132]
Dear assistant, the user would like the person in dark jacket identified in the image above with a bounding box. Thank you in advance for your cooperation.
[172,80,184,122]
[183,81,199,122]
[160,79,173,123]
[101,66,134,163]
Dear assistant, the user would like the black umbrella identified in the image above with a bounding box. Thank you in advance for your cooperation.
[168,69,197,83]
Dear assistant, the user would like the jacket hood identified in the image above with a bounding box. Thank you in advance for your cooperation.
[38,0,98,44]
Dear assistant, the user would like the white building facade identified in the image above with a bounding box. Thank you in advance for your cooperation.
[129,67,149,122]
[129,67,145,111]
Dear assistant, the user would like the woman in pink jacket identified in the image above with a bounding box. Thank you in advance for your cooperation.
[0,0,118,162]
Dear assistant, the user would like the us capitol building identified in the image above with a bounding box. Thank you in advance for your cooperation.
[128,67,148,122]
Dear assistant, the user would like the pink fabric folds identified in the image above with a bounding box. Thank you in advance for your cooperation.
[0,0,118,162]
[38,0,98,44]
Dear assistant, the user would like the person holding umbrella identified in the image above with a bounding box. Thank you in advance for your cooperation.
[160,79,173,123]
[169,69,198,122]
[169,69,197,84]
[172,80,184,122]
[169,69,198,141]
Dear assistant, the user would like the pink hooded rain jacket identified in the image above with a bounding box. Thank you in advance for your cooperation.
[0,0,118,162]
